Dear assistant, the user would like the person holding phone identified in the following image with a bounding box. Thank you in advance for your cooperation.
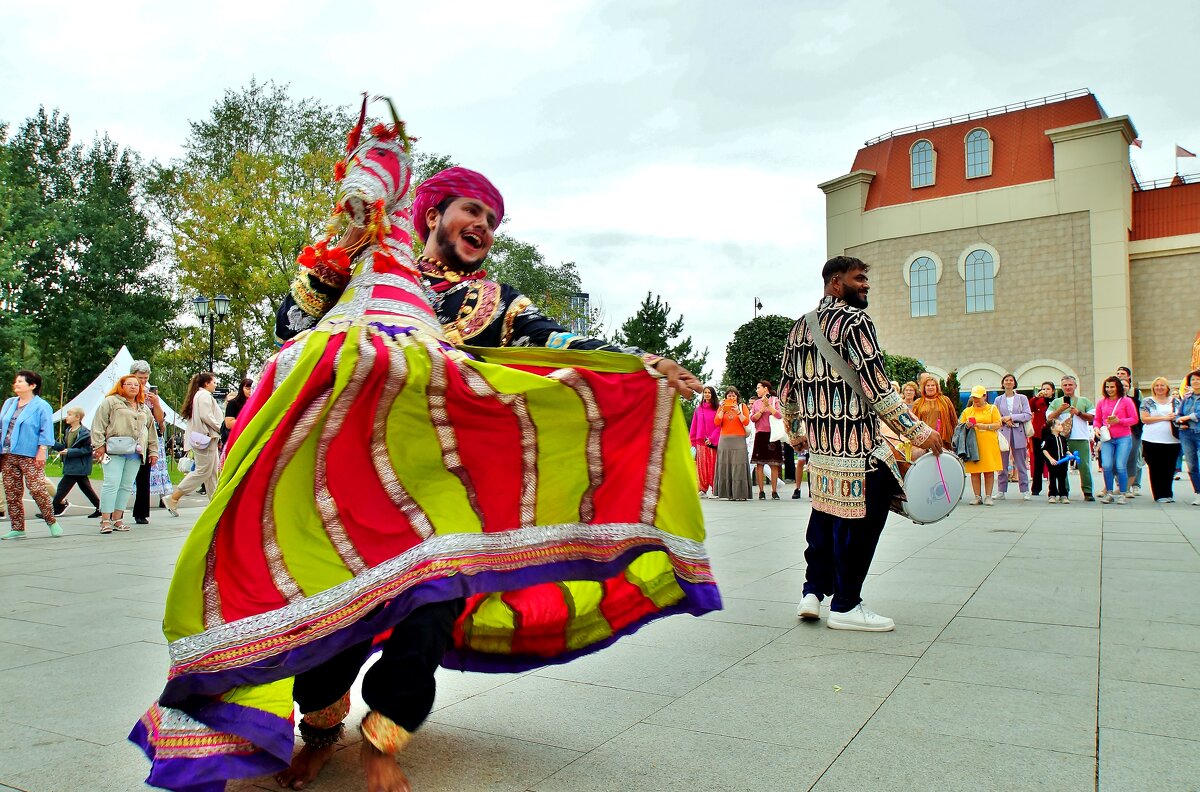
[713,386,751,501]
[1046,376,1096,500]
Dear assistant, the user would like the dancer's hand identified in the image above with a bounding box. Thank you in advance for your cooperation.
[920,432,944,456]
[653,358,702,398]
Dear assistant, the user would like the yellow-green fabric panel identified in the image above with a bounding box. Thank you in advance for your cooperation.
[384,342,482,535]
[653,401,705,540]
[163,331,332,641]
[459,593,515,654]
[561,580,613,651]
[464,359,589,525]
[219,678,295,719]
[273,327,364,596]
[625,551,686,609]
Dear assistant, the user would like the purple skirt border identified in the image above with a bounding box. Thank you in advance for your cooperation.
[160,546,720,707]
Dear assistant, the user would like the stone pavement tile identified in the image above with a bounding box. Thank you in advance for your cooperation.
[1100,644,1200,688]
[939,617,1098,657]
[428,675,673,752]
[0,641,166,740]
[1098,728,1200,792]
[1102,554,1200,572]
[530,722,829,792]
[775,618,943,657]
[722,567,806,603]
[432,667,531,711]
[1101,617,1200,652]
[533,638,738,697]
[725,538,809,566]
[958,580,1099,628]
[866,598,962,629]
[1005,544,1101,561]
[909,641,1097,697]
[912,544,1013,562]
[643,675,882,754]
[724,642,918,698]
[876,556,999,588]
[699,595,804,629]
[860,578,977,606]
[1009,532,1101,552]
[3,734,153,792]
[0,639,67,672]
[1099,679,1200,741]
[623,613,785,658]
[0,612,163,655]
[0,719,87,777]
[867,676,1096,756]
[1102,540,1200,561]
[810,722,1095,792]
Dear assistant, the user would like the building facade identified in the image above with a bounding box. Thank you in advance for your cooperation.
[819,90,1200,398]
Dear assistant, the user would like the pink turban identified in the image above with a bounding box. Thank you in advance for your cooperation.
[412,166,505,242]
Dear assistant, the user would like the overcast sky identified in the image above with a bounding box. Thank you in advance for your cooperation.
[3,0,1196,380]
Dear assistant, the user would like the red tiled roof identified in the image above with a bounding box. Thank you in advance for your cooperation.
[851,94,1105,211]
[1132,182,1200,240]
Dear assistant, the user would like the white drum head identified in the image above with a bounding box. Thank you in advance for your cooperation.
[901,452,966,524]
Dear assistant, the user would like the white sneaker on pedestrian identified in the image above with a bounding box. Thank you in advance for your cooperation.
[995,492,1006,500]
[1116,495,1128,505]
[1131,486,1141,496]
[1022,492,1031,501]
[797,593,821,621]
[827,604,895,632]
[1193,497,1200,506]
[983,496,994,506]
[970,496,982,506]
[1155,498,1172,503]
[1048,496,1057,504]
[1061,496,1071,504]
[1100,493,1114,504]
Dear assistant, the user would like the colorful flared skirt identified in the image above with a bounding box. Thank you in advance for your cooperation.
[130,319,721,791]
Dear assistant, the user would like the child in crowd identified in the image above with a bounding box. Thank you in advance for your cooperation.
[1042,420,1071,503]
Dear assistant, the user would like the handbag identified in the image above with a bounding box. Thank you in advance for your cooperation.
[1023,420,1035,439]
[1098,424,1112,442]
[189,431,212,449]
[998,431,1010,453]
[106,436,137,455]
[768,414,788,443]
[177,454,195,473]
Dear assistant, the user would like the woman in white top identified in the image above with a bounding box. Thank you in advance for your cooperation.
[165,372,223,515]
[1139,376,1182,503]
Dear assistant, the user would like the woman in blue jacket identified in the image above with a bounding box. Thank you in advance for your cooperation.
[1179,369,1200,506]
[0,370,60,539]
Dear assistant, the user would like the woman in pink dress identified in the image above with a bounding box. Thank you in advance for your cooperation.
[690,386,721,497]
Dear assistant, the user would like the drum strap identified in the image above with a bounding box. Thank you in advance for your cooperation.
[804,310,870,407]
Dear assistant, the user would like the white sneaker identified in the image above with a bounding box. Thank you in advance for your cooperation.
[1131,486,1141,496]
[1192,497,1200,506]
[1100,493,1114,504]
[995,492,1006,500]
[1022,492,1031,501]
[983,496,994,506]
[698,491,707,499]
[1061,496,1071,504]
[970,496,982,506]
[827,604,895,632]
[1048,496,1057,504]
[797,593,821,620]
[1116,495,1128,505]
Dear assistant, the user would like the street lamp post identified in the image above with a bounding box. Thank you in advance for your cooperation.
[192,294,231,372]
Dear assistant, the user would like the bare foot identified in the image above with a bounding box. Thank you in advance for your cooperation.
[275,742,338,789]
[361,741,411,792]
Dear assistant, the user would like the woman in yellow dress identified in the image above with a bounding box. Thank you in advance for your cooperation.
[961,385,1003,505]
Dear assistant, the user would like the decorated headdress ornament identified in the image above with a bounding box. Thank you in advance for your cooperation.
[413,166,505,243]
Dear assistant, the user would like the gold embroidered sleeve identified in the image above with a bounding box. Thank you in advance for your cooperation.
[844,314,933,445]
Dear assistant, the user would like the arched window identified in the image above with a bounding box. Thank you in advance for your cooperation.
[964,249,995,313]
[909,256,937,317]
[966,128,991,178]
[910,140,935,188]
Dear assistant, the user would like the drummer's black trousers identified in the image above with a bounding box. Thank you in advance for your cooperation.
[801,465,897,613]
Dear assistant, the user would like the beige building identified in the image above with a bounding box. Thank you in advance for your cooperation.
[819,90,1200,399]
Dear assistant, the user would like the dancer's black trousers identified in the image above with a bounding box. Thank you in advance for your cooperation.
[293,598,465,733]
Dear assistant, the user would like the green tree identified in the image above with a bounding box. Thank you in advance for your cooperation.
[0,108,173,399]
[147,79,353,378]
[616,293,710,381]
[723,314,795,398]
[881,352,924,388]
[941,369,962,410]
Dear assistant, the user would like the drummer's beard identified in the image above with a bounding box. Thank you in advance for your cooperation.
[844,290,868,309]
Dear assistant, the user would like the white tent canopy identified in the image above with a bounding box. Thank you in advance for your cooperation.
[51,345,186,431]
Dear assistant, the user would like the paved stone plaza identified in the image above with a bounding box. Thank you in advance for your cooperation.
[1,481,1198,791]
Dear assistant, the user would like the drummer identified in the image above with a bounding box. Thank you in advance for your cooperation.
[781,256,943,632]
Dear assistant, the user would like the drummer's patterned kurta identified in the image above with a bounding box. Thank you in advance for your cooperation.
[780,296,933,518]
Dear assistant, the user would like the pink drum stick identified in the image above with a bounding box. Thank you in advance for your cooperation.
[935,419,952,505]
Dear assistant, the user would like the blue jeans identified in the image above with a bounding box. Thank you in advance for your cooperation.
[100,454,142,513]
[1099,434,1132,494]
[1180,431,1200,494]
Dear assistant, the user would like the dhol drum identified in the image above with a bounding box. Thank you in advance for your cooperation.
[898,451,966,524]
